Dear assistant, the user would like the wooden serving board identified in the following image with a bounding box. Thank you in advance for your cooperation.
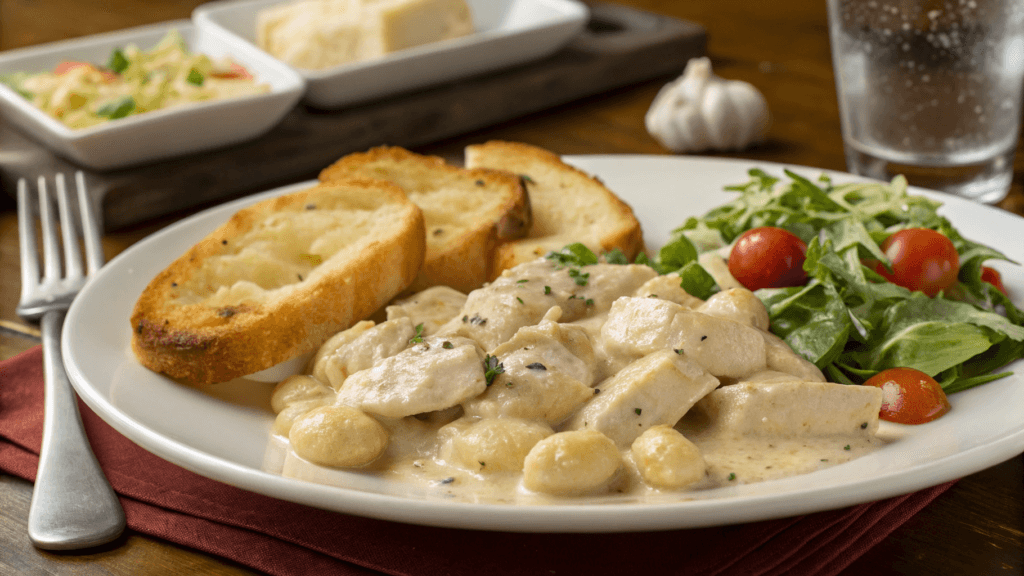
[0,3,705,231]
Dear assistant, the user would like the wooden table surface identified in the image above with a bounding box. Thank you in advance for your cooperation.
[0,1,1021,574]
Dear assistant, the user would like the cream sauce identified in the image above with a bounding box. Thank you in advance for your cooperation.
[262,258,885,503]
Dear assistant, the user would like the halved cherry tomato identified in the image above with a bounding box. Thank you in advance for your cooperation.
[53,61,118,82]
[54,61,93,75]
[871,228,959,297]
[863,367,950,424]
[981,266,1007,295]
[727,226,808,291]
[210,62,254,80]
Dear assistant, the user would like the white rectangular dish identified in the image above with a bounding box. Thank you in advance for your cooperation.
[192,0,589,109]
[0,20,305,170]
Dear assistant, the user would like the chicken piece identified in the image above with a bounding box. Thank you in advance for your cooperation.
[760,329,826,382]
[386,285,467,336]
[565,349,719,446]
[308,320,374,384]
[438,259,656,352]
[698,252,743,290]
[633,273,704,308]
[336,335,486,418]
[601,297,767,379]
[318,318,416,390]
[695,380,882,438]
[698,287,769,331]
[462,312,597,425]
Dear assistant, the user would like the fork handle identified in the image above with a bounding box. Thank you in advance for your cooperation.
[28,309,126,550]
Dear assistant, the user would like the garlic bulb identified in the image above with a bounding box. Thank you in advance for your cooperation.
[645,57,770,153]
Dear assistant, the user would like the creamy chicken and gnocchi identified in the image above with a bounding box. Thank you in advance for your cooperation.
[264,258,884,502]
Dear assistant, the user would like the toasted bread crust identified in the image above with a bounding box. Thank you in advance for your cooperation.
[464,141,644,276]
[319,146,530,293]
[130,179,426,385]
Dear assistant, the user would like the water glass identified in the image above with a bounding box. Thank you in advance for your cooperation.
[827,0,1024,203]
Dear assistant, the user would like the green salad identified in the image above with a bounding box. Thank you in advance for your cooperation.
[554,169,1024,395]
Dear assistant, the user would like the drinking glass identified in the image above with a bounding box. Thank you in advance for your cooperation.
[828,0,1024,203]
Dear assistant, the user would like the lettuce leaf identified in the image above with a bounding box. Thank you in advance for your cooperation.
[684,170,1024,392]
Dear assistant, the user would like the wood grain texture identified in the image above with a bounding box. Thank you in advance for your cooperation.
[0,1,1022,575]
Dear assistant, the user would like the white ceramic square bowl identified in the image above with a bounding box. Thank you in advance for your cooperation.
[193,0,589,109]
[0,20,305,170]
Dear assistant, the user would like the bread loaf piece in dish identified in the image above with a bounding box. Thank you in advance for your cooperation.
[464,140,644,272]
[318,146,530,293]
[130,179,426,385]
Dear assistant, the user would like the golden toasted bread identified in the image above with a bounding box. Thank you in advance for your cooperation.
[464,141,643,273]
[318,146,530,293]
[130,179,426,385]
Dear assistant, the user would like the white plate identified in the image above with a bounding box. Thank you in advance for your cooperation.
[192,0,588,109]
[0,21,305,170]
[62,156,1024,533]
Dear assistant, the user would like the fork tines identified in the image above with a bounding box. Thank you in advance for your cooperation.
[16,172,104,321]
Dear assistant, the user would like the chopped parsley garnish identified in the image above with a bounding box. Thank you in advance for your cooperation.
[484,355,504,385]
[844,444,851,451]
[186,68,204,86]
[409,323,425,344]
[728,473,736,481]
[442,341,454,349]
[544,285,551,295]
[526,362,547,370]
[107,48,130,73]
[516,296,524,304]
[634,408,642,415]
[96,95,136,119]
[517,279,529,284]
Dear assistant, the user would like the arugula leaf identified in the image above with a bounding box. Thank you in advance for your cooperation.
[684,169,1024,392]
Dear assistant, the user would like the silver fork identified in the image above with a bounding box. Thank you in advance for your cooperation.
[16,172,126,550]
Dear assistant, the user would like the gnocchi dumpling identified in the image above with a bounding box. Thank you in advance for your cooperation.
[289,405,389,467]
[444,417,553,473]
[522,429,621,495]
[630,425,706,490]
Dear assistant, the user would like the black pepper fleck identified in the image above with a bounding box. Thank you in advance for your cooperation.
[526,362,547,371]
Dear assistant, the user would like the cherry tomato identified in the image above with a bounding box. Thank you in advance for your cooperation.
[863,367,950,424]
[872,228,959,297]
[727,227,808,291]
[53,61,117,82]
[210,62,254,80]
[981,266,1007,295]
[54,61,93,75]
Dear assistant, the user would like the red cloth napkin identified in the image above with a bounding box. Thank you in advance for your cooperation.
[0,346,953,576]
